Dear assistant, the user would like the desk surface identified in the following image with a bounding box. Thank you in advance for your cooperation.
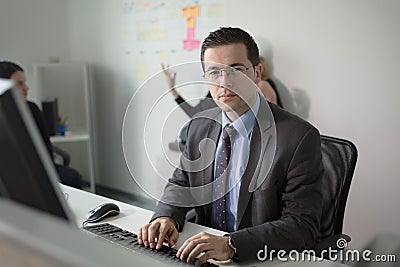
[63,185,348,267]
[63,185,224,247]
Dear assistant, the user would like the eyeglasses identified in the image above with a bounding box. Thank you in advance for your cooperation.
[203,65,250,82]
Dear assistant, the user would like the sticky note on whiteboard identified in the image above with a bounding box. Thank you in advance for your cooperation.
[187,28,195,39]
[186,16,196,28]
[182,6,200,18]
[183,39,200,50]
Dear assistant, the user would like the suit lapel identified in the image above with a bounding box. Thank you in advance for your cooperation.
[236,98,274,229]
[202,111,222,221]
[202,122,221,185]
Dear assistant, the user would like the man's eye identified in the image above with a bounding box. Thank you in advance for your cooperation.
[209,70,220,76]
[234,67,244,72]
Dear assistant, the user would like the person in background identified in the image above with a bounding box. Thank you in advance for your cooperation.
[162,64,217,149]
[161,63,217,118]
[139,27,323,265]
[257,56,283,108]
[0,61,83,189]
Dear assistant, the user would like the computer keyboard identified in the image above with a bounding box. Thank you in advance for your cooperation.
[83,223,218,267]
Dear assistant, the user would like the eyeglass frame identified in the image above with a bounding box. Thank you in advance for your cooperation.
[202,63,254,82]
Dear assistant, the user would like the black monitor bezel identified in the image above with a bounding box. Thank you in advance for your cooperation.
[0,79,75,224]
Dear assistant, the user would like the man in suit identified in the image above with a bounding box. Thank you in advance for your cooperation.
[138,27,323,265]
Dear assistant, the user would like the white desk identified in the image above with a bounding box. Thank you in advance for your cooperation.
[64,185,224,247]
[63,185,348,267]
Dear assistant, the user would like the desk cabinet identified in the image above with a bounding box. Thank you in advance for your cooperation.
[33,62,95,192]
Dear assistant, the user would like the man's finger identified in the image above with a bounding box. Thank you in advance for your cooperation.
[176,232,205,256]
[179,238,202,262]
[169,228,179,247]
[196,251,213,266]
[148,222,160,249]
[141,224,150,247]
[156,224,168,249]
[187,242,209,263]
[137,227,143,245]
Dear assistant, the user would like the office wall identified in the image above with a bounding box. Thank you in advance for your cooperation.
[226,0,400,251]
[0,0,70,101]
[1,0,399,251]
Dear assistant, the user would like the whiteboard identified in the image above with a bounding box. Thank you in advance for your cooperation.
[121,0,227,84]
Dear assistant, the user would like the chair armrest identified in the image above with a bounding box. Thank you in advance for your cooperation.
[185,209,196,222]
[53,146,71,166]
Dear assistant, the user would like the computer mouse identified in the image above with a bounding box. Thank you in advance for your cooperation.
[85,203,120,223]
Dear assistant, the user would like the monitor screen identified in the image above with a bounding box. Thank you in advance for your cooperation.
[0,79,74,223]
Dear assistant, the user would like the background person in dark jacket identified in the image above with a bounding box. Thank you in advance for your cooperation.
[0,61,83,189]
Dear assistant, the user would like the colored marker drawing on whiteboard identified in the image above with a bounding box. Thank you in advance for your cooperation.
[182,5,200,50]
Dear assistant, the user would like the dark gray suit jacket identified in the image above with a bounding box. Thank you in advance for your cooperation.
[152,97,323,261]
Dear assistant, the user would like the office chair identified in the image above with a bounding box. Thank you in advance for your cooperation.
[52,146,83,189]
[185,134,358,258]
[53,146,71,166]
[313,135,358,258]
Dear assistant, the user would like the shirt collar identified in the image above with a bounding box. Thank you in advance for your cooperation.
[221,94,260,138]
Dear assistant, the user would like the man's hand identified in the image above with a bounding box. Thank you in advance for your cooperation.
[137,217,179,250]
[176,232,234,265]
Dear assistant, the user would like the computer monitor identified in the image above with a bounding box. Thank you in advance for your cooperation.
[0,79,171,267]
[0,78,75,223]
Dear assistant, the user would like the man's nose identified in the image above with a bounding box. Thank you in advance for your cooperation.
[218,70,233,88]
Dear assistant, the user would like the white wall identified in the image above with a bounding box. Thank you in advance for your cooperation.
[0,0,70,100]
[225,0,400,250]
[1,0,399,251]
[66,0,146,197]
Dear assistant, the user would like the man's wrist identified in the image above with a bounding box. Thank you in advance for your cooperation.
[170,88,179,99]
[224,234,237,259]
[164,216,179,230]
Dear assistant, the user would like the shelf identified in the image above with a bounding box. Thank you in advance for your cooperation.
[50,132,89,143]
[34,62,95,193]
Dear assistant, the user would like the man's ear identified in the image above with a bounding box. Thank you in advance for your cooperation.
[254,63,263,83]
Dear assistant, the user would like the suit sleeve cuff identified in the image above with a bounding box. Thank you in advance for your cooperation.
[224,234,239,261]
[175,95,185,105]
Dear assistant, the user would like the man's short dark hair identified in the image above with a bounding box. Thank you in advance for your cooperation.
[0,61,24,79]
[200,27,260,70]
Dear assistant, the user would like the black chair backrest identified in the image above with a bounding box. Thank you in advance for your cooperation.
[318,135,358,241]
